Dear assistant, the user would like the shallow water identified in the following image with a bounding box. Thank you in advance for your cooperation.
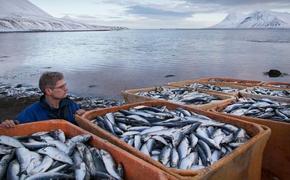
[0,29,289,99]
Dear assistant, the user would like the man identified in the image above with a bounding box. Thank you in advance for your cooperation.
[0,72,85,128]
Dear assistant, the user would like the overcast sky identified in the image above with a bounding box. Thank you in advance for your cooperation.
[30,0,290,28]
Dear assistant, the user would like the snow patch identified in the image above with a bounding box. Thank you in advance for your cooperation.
[212,10,290,29]
[0,0,126,32]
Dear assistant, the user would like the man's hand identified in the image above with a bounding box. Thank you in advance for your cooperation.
[76,109,86,116]
[0,120,18,128]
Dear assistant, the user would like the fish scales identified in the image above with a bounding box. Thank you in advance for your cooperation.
[92,105,250,170]
[0,130,123,179]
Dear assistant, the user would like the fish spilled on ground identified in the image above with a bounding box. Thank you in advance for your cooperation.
[0,83,123,109]
[223,98,290,122]
[183,83,240,94]
[91,105,250,170]
[244,87,290,98]
[69,95,123,110]
[136,87,221,105]
[0,83,42,98]
[0,130,123,180]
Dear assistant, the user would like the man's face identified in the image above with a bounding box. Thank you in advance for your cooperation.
[49,79,68,99]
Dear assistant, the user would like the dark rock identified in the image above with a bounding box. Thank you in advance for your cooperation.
[15,84,23,88]
[88,84,97,88]
[264,69,282,77]
[43,66,52,69]
[164,74,175,78]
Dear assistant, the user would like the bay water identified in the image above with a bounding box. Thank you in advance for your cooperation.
[0,29,289,99]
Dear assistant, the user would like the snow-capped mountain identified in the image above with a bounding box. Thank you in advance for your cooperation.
[212,10,290,29]
[0,0,126,32]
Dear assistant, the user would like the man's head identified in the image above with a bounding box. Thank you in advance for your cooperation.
[39,72,68,99]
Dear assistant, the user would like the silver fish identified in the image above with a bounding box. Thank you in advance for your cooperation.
[0,151,15,179]
[49,129,66,143]
[93,105,250,170]
[7,160,20,180]
[170,147,179,168]
[100,150,121,180]
[28,156,54,175]
[25,172,74,180]
[0,145,13,155]
[178,137,190,160]
[75,162,87,180]
[133,135,142,150]
[179,152,198,169]
[16,147,40,173]
[159,146,172,165]
[38,147,73,165]
[0,135,24,148]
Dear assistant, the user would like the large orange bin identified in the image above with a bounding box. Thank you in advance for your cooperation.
[167,80,248,96]
[192,77,263,86]
[121,86,236,111]
[210,96,290,180]
[240,86,290,103]
[263,81,290,89]
[76,101,271,180]
[0,120,177,180]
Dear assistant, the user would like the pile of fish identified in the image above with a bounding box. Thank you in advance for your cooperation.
[0,83,42,99]
[0,130,124,180]
[184,83,240,94]
[223,98,290,122]
[244,87,290,98]
[69,95,124,110]
[91,105,250,170]
[136,87,220,105]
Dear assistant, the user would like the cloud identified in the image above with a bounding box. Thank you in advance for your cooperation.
[30,0,290,28]
[185,13,227,24]
[183,0,290,13]
[127,5,192,19]
[186,0,290,6]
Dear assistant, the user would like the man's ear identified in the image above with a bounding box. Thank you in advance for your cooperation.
[44,88,52,95]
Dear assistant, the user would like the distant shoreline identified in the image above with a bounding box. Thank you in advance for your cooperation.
[158,28,290,30]
[1,28,290,33]
[0,29,124,34]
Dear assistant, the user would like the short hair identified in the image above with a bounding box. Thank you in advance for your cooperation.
[39,72,64,93]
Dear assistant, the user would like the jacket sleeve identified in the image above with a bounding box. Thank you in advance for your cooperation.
[74,101,81,111]
[16,108,37,124]
[65,100,81,124]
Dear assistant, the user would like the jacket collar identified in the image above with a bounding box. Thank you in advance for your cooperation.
[39,95,69,110]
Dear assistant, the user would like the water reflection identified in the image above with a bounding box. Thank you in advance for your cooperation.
[0,29,289,99]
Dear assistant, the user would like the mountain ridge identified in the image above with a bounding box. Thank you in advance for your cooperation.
[0,0,126,32]
[212,10,290,29]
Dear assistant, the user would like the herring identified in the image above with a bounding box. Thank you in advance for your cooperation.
[0,130,124,179]
[91,105,250,170]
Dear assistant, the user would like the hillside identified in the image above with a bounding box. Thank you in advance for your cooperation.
[212,10,290,29]
[0,0,126,32]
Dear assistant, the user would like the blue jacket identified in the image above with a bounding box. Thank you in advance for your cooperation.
[16,96,80,124]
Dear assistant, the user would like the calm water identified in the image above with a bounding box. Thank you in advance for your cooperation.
[0,29,289,99]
